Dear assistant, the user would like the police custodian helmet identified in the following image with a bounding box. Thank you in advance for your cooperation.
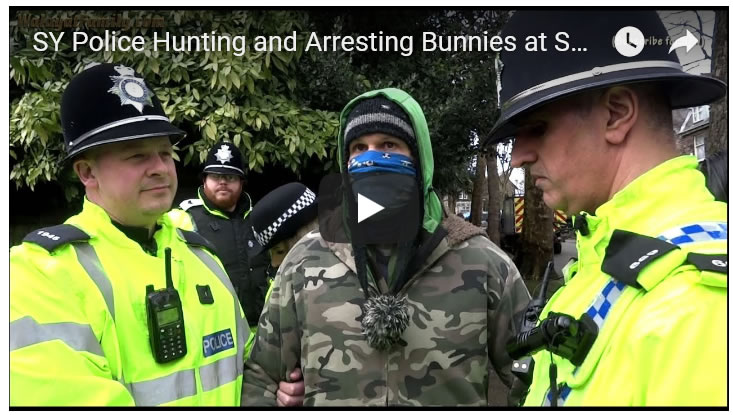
[249,182,318,256]
[201,141,246,178]
[61,63,185,160]
[483,10,727,147]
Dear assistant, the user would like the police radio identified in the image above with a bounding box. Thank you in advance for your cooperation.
[508,262,554,392]
[507,261,598,365]
[146,247,187,363]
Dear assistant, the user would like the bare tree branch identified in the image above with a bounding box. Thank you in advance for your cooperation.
[684,62,703,72]
[683,57,707,66]
[672,22,714,40]
[663,11,714,62]
[661,11,687,17]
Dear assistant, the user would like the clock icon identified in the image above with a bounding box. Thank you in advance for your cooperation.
[614,26,645,57]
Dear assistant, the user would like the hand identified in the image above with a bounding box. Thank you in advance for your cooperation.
[277,367,304,407]
[507,375,530,407]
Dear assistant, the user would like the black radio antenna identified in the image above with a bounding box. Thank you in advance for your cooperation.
[538,261,554,306]
[165,247,173,289]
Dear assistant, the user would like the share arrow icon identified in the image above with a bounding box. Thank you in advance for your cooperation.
[669,29,699,54]
[357,193,385,223]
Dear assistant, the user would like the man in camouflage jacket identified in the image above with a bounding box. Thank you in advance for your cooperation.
[242,88,530,406]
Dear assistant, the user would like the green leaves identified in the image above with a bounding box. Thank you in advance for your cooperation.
[10,10,337,200]
[10,9,507,204]
[299,10,508,197]
[203,123,217,141]
[10,78,65,191]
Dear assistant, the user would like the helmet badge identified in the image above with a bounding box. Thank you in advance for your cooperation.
[215,144,234,164]
[107,65,153,114]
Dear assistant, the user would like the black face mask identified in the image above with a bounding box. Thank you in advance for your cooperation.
[348,172,421,246]
[347,171,422,351]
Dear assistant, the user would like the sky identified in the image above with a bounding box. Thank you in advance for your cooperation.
[662,10,716,75]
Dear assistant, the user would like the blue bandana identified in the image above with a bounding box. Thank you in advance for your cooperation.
[347,151,416,176]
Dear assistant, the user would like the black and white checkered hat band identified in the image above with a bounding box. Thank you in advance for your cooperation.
[343,113,415,142]
[254,188,317,248]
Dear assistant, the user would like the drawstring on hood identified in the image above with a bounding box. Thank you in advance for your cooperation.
[338,89,443,351]
[342,167,415,350]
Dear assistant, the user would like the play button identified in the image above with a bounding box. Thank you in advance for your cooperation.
[357,193,384,223]
[317,172,420,245]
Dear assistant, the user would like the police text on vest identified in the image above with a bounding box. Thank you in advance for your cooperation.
[202,328,234,357]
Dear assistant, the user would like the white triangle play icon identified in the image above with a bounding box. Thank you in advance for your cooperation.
[357,193,385,223]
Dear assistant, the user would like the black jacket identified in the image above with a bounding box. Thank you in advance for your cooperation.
[180,187,271,326]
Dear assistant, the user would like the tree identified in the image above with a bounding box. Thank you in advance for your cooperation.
[708,9,728,156]
[10,8,511,234]
[518,169,554,280]
[469,152,486,227]
[661,10,727,155]
[484,147,502,245]
[10,10,340,201]
[303,10,509,204]
[660,10,715,72]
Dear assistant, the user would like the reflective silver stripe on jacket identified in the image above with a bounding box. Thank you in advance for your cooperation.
[74,241,198,405]
[126,369,197,406]
[10,316,103,356]
[200,354,239,392]
[183,235,246,379]
[73,243,116,320]
[71,239,242,403]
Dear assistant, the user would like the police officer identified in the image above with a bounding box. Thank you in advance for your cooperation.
[243,89,531,406]
[249,182,319,270]
[168,142,270,330]
[482,10,727,406]
[9,63,300,406]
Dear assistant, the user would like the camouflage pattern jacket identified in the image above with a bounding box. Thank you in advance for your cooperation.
[242,213,530,406]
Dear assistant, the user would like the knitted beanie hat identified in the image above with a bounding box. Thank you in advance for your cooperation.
[343,97,418,162]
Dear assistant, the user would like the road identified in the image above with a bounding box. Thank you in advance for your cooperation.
[554,237,578,272]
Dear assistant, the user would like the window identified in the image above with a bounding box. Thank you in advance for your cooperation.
[456,201,471,214]
[694,135,705,161]
[692,105,710,123]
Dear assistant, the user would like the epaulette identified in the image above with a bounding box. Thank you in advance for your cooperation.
[22,224,90,253]
[602,229,728,290]
[177,229,218,255]
[179,198,203,211]
[601,229,679,289]
[686,252,728,274]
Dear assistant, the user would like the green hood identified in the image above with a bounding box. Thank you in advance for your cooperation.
[337,88,443,233]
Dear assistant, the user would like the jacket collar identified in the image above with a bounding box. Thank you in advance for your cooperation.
[70,198,172,252]
[110,220,160,255]
[197,185,252,220]
[578,156,708,238]
[573,155,719,286]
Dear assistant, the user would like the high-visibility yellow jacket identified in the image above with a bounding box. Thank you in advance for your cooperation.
[523,156,727,406]
[10,199,252,406]
[167,196,270,338]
